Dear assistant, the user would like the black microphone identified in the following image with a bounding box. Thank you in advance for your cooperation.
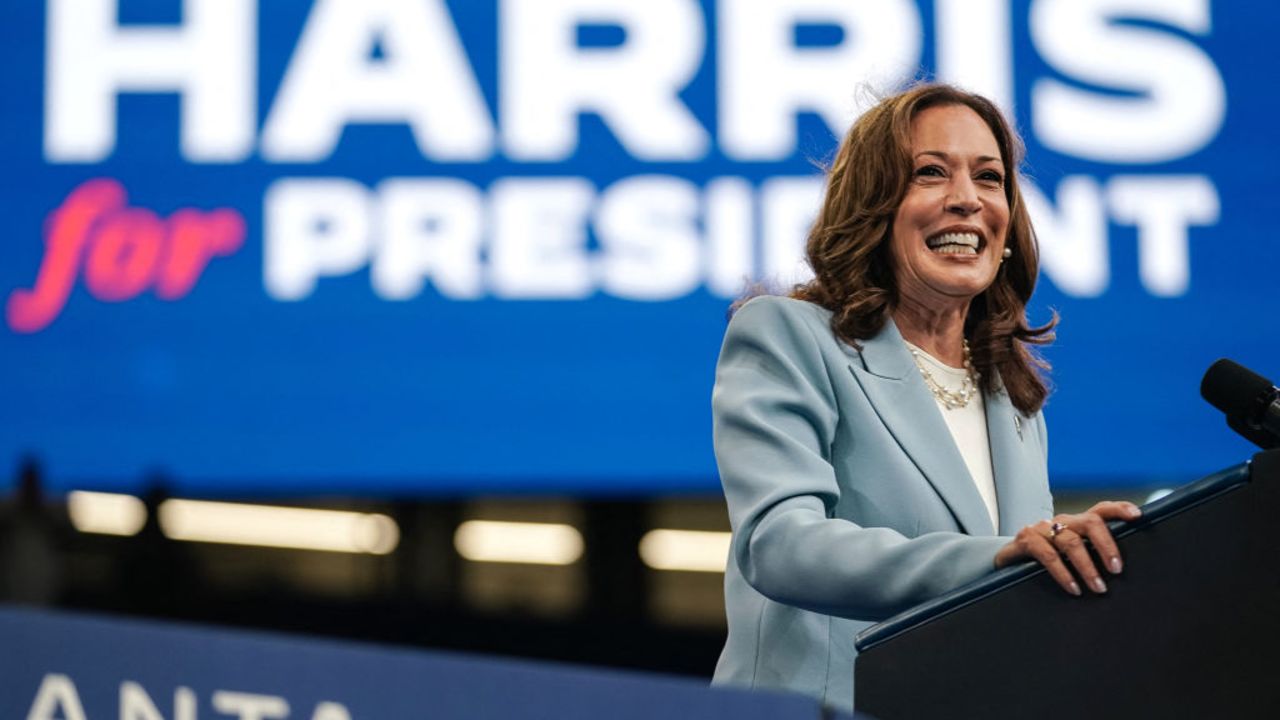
[1200,359,1280,449]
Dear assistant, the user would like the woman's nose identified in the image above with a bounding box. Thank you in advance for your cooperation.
[946,179,982,215]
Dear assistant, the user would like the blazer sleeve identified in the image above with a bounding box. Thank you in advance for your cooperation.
[713,297,1009,622]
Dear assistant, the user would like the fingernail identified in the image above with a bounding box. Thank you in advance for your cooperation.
[1068,581,1082,596]
[1092,577,1108,593]
[1129,505,1142,518]
[1109,556,1123,574]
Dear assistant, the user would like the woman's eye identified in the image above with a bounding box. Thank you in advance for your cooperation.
[978,170,1004,185]
[914,165,945,178]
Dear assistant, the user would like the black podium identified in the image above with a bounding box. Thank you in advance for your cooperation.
[854,449,1280,719]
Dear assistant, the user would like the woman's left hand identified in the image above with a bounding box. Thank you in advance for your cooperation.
[995,501,1143,595]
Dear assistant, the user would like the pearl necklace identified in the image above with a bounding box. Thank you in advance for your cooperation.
[908,340,979,410]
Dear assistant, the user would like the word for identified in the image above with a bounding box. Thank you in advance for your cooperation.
[5,179,244,333]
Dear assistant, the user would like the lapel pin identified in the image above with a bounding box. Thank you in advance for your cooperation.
[1013,415,1023,440]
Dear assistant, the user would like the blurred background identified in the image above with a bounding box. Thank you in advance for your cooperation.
[1,0,1273,679]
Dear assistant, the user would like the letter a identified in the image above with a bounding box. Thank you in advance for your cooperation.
[26,674,87,720]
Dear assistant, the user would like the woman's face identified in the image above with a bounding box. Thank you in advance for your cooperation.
[889,103,1010,312]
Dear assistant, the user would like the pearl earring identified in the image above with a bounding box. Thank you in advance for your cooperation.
[1002,247,1012,259]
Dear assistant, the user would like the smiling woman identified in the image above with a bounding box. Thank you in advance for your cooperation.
[709,84,1142,712]
[793,84,1051,415]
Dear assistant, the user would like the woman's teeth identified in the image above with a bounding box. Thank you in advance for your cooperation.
[926,232,980,255]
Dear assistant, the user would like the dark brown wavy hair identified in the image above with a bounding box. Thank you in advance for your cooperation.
[792,83,1056,415]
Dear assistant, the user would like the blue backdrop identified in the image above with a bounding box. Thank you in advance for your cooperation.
[1,0,1273,495]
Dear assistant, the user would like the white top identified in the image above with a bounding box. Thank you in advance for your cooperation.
[904,342,999,532]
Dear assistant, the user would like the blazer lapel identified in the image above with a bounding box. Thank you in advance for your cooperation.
[846,320,996,536]
[986,384,1045,534]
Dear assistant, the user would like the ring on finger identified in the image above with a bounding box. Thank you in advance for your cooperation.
[1048,521,1068,539]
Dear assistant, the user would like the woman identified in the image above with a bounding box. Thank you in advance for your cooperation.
[710,83,1141,710]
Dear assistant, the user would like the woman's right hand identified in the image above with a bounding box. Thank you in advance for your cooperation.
[994,501,1143,596]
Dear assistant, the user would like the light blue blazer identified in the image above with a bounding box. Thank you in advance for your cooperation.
[710,296,1054,711]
